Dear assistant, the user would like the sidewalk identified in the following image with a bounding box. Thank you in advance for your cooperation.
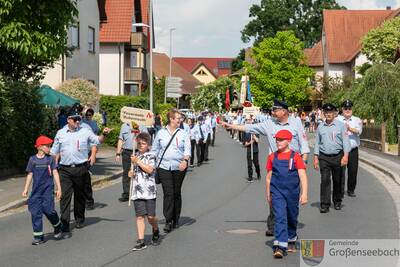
[0,146,122,213]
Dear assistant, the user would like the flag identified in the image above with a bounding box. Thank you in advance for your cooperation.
[246,80,252,102]
[225,87,230,110]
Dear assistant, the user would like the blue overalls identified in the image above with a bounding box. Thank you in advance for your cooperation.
[270,151,300,251]
[28,155,61,238]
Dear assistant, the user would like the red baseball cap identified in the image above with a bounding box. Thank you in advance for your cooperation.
[275,130,292,141]
[35,135,53,147]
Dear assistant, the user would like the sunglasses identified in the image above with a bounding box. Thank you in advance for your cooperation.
[71,117,81,122]
[137,141,148,145]
[343,108,352,111]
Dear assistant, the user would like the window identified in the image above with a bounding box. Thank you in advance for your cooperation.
[196,69,207,76]
[88,26,95,53]
[124,84,139,96]
[217,61,232,69]
[130,51,138,68]
[71,23,79,48]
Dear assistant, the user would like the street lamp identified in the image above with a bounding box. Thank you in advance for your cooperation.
[132,1,154,112]
[166,27,176,104]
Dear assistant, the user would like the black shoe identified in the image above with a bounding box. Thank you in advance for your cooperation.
[273,248,287,258]
[197,163,201,167]
[152,229,160,245]
[75,221,84,229]
[265,229,274,236]
[54,224,62,239]
[257,174,261,180]
[118,196,129,202]
[32,236,45,245]
[86,203,94,210]
[132,239,147,251]
[164,222,173,233]
[347,191,356,197]
[334,203,342,210]
[320,207,330,213]
[247,177,253,183]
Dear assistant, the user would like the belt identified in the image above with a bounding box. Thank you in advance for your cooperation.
[320,151,343,157]
[59,162,87,168]
[122,149,133,152]
[351,147,358,152]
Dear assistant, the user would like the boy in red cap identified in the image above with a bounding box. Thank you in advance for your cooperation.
[266,129,308,258]
[22,135,62,245]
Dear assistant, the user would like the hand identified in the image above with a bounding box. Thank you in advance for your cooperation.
[22,190,28,198]
[55,190,62,200]
[102,127,113,135]
[300,194,308,205]
[88,156,96,166]
[341,156,348,166]
[266,192,272,206]
[313,157,319,170]
[131,155,139,164]
[179,160,188,171]
[221,122,231,129]
[115,154,121,162]
[128,170,135,178]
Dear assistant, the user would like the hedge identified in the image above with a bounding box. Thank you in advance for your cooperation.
[0,79,58,170]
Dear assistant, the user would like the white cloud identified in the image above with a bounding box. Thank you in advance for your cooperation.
[153,0,259,57]
[337,0,398,9]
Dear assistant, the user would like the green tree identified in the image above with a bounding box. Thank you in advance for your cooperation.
[58,78,100,107]
[245,31,314,108]
[191,77,239,111]
[241,0,345,48]
[231,48,246,72]
[362,16,400,63]
[0,0,78,81]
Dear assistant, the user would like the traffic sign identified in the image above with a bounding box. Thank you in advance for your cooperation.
[167,87,182,93]
[166,81,183,88]
[166,77,182,83]
[167,92,182,98]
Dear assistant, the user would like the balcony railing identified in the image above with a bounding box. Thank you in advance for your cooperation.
[130,32,148,50]
[124,67,148,84]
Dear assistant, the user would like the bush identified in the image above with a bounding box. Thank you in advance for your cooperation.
[58,78,100,107]
[155,103,175,125]
[100,95,149,126]
[101,124,121,147]
[0,79,58,170]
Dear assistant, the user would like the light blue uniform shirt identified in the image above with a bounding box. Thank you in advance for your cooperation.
[211,117,217,128]
[193,123,209,142]
[337,115,363,149]
[151,127,191,171]
[314,119,351,156]
[118,123,148,150]
[50,126,100,165]
[245,116,310,155]
[82,119,99,134]
[189,125,198,141]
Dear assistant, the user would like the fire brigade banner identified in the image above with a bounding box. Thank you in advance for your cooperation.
[120,106,154,127]
[300,239,400,267]
[240,76,248,104]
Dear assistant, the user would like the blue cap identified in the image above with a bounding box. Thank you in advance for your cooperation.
[342,99,353,108]
[272,99,289,110]
[322,103,337,111]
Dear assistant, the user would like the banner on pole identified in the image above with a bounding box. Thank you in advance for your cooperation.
[240,76,248,104]
[120,106,154,127]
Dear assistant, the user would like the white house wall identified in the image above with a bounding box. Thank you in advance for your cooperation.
[99,44,124,95]
[66,0,99,86]
[354,53,370,79]
[327,63,352,78]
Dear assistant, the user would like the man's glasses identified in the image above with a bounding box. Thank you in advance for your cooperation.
[343,108,352,111]
[71,117,81,122]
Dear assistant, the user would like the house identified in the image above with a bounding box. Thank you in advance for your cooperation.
[306,8,400,84]
[99,0,152,96]
[153,53,201,108]
[173,57,234,84]
[41,0,103,88]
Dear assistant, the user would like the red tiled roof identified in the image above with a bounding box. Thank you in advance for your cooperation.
[141,0,149,25]
[153,53,201,95]
[173,57,234,77]
[99,0,134,43]
[304,41,323,67]
[323,9,397,63]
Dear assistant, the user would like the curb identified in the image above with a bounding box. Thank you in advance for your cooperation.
[359,157,400,186]
[0,171,123,214]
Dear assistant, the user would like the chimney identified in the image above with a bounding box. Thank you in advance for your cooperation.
[386,6,391,10]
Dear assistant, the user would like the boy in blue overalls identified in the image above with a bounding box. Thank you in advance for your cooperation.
[266,130,308,258]
[22,135,63,245]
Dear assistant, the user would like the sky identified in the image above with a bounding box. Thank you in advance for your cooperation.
[153,0,400,58]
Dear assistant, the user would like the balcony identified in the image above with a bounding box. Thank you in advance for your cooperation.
[124,67,148,84]
[130,32,148,50]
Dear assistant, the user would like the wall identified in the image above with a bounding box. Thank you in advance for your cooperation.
[327,63,352,78]
[99,44,124,95]
[193,65,217,84]
[66,0,100,86]
[41,59,63,88]
[354,53,370,79]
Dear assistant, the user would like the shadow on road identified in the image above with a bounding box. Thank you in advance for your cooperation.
[82,216,124,228]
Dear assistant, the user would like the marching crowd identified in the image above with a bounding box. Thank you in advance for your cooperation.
[21,99,363,258]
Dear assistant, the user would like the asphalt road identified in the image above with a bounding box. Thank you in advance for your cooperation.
[0,130,398,267]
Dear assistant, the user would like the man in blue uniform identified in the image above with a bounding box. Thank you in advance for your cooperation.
[222,99,310,236]
[51,104,112,231]
[314,103,350,213]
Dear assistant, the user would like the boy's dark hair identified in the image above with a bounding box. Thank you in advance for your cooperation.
[86,108,94,116]
[136,132,151,145]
